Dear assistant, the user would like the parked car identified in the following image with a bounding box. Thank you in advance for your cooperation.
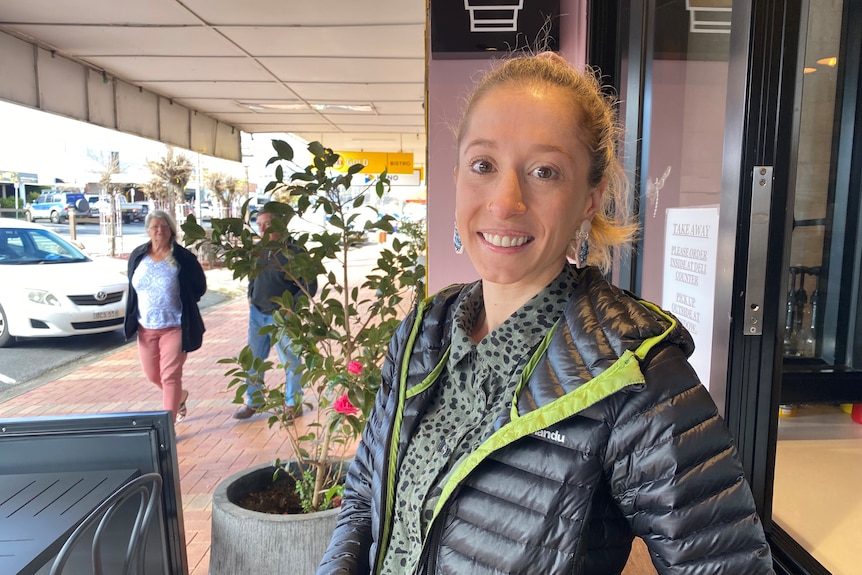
[0,219,128,347]
[85,194,111,217]
[24,190,90,224]
[85,194,149,223]
[117,196,149,223]
[187,201,214,221]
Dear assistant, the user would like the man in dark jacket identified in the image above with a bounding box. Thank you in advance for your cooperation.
[233,211,314,419]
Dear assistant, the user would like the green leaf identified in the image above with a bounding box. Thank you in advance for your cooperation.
[308,141,326,158]
[272,139,294,161]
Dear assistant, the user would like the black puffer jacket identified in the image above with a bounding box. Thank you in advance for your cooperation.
[318,267,774,575]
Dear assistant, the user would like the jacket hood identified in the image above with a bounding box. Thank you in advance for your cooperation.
[516,266,695,410]
[566,266,694,370]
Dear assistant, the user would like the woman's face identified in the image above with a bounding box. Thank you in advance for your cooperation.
[147,217,172,244]
[455,85,602,293]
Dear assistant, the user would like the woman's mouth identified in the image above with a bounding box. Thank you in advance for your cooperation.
[480,232,531,247]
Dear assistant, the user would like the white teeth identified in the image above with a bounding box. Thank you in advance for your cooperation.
[482,233,529,247]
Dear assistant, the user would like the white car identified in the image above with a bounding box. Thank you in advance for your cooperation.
[0,219,128,347]
[199,201,214,221]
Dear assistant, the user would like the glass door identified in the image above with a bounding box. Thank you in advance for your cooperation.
[604,0,788,490]
[593,0,862,573]
[770,2,862,575]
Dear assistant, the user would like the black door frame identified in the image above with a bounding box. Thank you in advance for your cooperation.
[587,1,840,573]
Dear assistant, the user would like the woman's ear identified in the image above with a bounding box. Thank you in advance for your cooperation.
[584,178,606,219]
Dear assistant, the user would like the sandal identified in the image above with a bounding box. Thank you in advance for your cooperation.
[176,390,189,424]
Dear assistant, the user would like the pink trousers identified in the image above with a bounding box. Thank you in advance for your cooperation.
[136,325,187,416]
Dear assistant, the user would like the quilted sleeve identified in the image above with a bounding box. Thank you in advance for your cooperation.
[606,345,775,574]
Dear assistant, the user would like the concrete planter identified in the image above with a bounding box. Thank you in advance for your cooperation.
[209,462,341,575]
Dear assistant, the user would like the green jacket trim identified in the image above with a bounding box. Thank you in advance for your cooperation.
[377,291,679,569]
[375,293,449,574]
[431,300,678,520]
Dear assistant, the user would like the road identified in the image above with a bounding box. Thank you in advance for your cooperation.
[0,219,230,400]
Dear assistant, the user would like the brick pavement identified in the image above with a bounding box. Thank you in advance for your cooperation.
[0,248,656,575]
[0,278,297,575]
[0,237,392,574]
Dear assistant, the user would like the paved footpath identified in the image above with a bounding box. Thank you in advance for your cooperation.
[0,266,297,575]
[0,234,415,574]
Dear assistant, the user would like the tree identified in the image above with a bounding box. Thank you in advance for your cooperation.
[204,171,239,218]
[146,146,192,212]
[141,178,170,206]
[87,150,122,196]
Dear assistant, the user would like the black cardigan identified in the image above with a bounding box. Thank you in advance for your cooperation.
[123,241,207,352]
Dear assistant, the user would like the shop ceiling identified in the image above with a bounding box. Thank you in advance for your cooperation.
[0,0,426,163]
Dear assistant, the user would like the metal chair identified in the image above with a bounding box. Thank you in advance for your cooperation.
[49,472,163,575]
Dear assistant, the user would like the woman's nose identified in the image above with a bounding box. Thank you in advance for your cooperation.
[487,171,527,218]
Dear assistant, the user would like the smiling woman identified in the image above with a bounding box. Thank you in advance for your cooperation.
[0,219,128,348]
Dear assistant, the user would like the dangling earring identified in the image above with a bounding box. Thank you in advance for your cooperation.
[574,220,591,267]
[453,222,463,254]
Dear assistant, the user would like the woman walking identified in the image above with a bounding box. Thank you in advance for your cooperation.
[124,210,206,425]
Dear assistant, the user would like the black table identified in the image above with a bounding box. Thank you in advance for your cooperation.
[0,468,140,575]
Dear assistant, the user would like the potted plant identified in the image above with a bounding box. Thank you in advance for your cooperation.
[182,139,425,572]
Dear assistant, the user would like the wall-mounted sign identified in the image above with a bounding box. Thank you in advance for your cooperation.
[388,169,423,186]
[0,171,38,183]
[333,151,415,175]
[661,206,720,390]
[430,0,560,58]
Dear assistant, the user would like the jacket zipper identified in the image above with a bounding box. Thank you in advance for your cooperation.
[377,293,677,573]
[417,494,454,574]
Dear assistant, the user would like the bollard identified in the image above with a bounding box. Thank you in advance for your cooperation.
[69,211,77,240]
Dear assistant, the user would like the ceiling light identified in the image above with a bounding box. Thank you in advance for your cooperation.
[803,67,817,74]
[238,102,309,111]
[816,57,838,67]
[311,104,375,113]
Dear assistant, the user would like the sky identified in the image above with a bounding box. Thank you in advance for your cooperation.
[0,100,276,190]
[0,101,423,211]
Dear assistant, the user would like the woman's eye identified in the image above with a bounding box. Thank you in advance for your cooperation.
[470,159,493,174]
[533,166,557,179]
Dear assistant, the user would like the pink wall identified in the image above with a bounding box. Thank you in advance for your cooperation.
[425,0,587,293]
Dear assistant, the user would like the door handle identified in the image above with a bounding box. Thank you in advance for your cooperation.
[744,166,773,336]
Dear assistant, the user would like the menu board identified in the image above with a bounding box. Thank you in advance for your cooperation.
[662,206,720,389]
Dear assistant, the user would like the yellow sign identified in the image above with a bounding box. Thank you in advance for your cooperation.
[334,151,414,175]
[387,153,414,175]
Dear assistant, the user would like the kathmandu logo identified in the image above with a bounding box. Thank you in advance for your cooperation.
[533,428,565,444]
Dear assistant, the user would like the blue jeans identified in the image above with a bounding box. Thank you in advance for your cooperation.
[245,305,302,408]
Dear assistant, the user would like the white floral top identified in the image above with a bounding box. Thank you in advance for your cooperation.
[131,254,182,329]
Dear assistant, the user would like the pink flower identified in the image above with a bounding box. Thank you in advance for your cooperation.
[333,394,360,416]
[348,361,363,375]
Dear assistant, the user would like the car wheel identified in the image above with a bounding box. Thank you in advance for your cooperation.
[0,304,12,348]
[50,211,60,224]
[24,211,32,222]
